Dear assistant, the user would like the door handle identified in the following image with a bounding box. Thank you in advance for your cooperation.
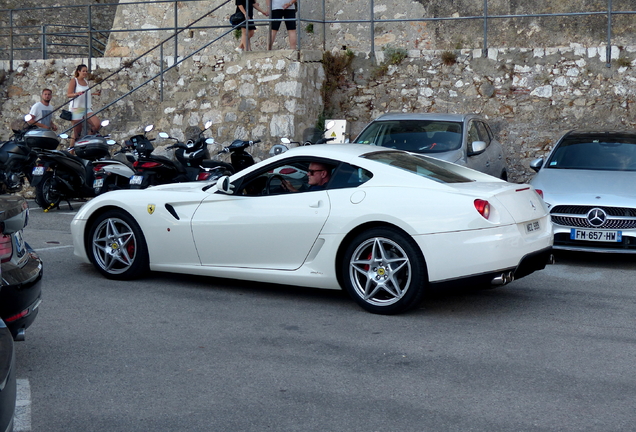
[309,200,322,208]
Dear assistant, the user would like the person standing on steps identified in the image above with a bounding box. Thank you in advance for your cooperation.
[67,64,101,150]
[28,88,58,131]
[235,0,268,52]
[268,0,297,50]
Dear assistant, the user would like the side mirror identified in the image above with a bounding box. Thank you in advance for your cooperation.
[24,114,34,122]
[325,120,335,130]
[269,144,289,157]
[205,138,215,145]
[59,133,69,139]
[530,158,544,172]
[158,132,169,139]
[107,139,116,145]
[280,137,291,144]
[145,124,154,133]
[204,120,213,130]
[216,176,234,194]
[101,119,110,128]
[468,140,487,156]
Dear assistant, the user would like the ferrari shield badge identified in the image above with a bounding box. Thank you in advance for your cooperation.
[147,204,156,215]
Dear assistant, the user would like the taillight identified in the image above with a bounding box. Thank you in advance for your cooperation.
[134,161,162,169]
[279,168,297,175]
[197,172,212,181]
[0,234,13,263]
[474,199,491,219]
[93,164,107,171]
[535,189,544,199]
[4,308,29,323]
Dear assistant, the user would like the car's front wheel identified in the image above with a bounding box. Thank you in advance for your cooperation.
[341,227,427,314]
[87,210,149,280]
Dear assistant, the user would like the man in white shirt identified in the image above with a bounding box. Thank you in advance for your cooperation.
[28,88,58,131]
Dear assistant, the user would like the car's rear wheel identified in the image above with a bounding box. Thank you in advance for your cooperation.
[87,210,149,280]
[341,227,427,314]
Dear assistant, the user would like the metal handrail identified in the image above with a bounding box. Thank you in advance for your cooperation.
[3,0,635,67]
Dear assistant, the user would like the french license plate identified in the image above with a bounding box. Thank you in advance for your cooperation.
[570,229,622,242]
[525,220,541,233]
[93,178,104,188]
[130,175,143,185]
[32,166,45,176]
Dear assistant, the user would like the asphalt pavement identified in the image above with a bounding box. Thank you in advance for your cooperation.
[14,199,636,432]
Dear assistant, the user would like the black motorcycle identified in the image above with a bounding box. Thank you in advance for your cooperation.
[159,121,235,182]
[32,120,112,210]
[0,116,59,194]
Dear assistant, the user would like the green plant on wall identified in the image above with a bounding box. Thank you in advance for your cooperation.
[371,46,407,79]
[322,49,355,109]
[305,23,314,34]
[441,50,457,66]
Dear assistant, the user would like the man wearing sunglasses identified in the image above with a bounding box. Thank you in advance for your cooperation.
[283,162,332,192]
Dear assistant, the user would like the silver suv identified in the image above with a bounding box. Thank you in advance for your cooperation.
[353,113,508,180]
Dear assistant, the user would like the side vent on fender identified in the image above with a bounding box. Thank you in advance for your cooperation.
[165,204,180,220]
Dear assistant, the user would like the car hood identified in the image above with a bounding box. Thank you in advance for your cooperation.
[530,168,636,205]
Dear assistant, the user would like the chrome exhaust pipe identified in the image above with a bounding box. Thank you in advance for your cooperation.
[491,271,515,286]
[15,328,25,342]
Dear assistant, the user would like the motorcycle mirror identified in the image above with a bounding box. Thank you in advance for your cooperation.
[24,114,34,122]
[107,139,116,145]
[145,124,154,133]
[344,138,350,143]
[269,144,289,157]
[158,132,169,139]
[101,120,110,127]
[325,120,335,130]
[204,120,213,130]
[280,137,291,144]
[205,138,215,144]
[59,133,69,139]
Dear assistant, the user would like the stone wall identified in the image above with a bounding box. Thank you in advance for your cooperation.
[2,44,636,183]
[325,44,636,182]
[0,50,325,165]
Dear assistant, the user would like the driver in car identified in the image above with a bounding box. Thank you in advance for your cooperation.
[283,162,332,192]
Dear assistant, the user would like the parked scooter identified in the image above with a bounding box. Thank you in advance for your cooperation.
[159,121,234,182]
[128,125,192,189]
[280,120,337,147]
[216,138,262,172]
[32,120,112,210]
[0,115,59,194]
[91,139,137,195]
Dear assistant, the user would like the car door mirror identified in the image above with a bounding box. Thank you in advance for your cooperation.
[530,158,544,172]
[468,140,487,156]
[216,176,234,194]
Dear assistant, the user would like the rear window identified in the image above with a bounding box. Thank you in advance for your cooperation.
[354,120,463,153]
[363,151,473,184]
[547,136,636,171]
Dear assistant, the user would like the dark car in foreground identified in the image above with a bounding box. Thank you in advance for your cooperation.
[0,319,16,432]
[353,113,508,179]
[0,195,43,340]
[529,130,636,253]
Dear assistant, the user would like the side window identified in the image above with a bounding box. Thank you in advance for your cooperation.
[467,121,480,144]
[475,122,491,146]
[329,163,373,189]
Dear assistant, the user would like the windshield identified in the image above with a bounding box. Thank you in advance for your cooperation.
[363,151,473,183]
[547,136,636,171]
[354,120,463,153]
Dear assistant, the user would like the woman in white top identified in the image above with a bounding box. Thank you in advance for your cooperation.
[67,64,101,149]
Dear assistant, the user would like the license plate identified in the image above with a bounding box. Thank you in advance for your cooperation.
[130,175,143,185]
[525,220,540,233]
[93,178,104,188]
[32,166,45,176]
[570,228,622,242]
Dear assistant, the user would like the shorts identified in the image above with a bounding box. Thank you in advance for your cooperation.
[71,107,93,121]
[271,9,296,31]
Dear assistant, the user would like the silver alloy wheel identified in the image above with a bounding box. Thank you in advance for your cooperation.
[348,236,412,307]
[91,217,138,275]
